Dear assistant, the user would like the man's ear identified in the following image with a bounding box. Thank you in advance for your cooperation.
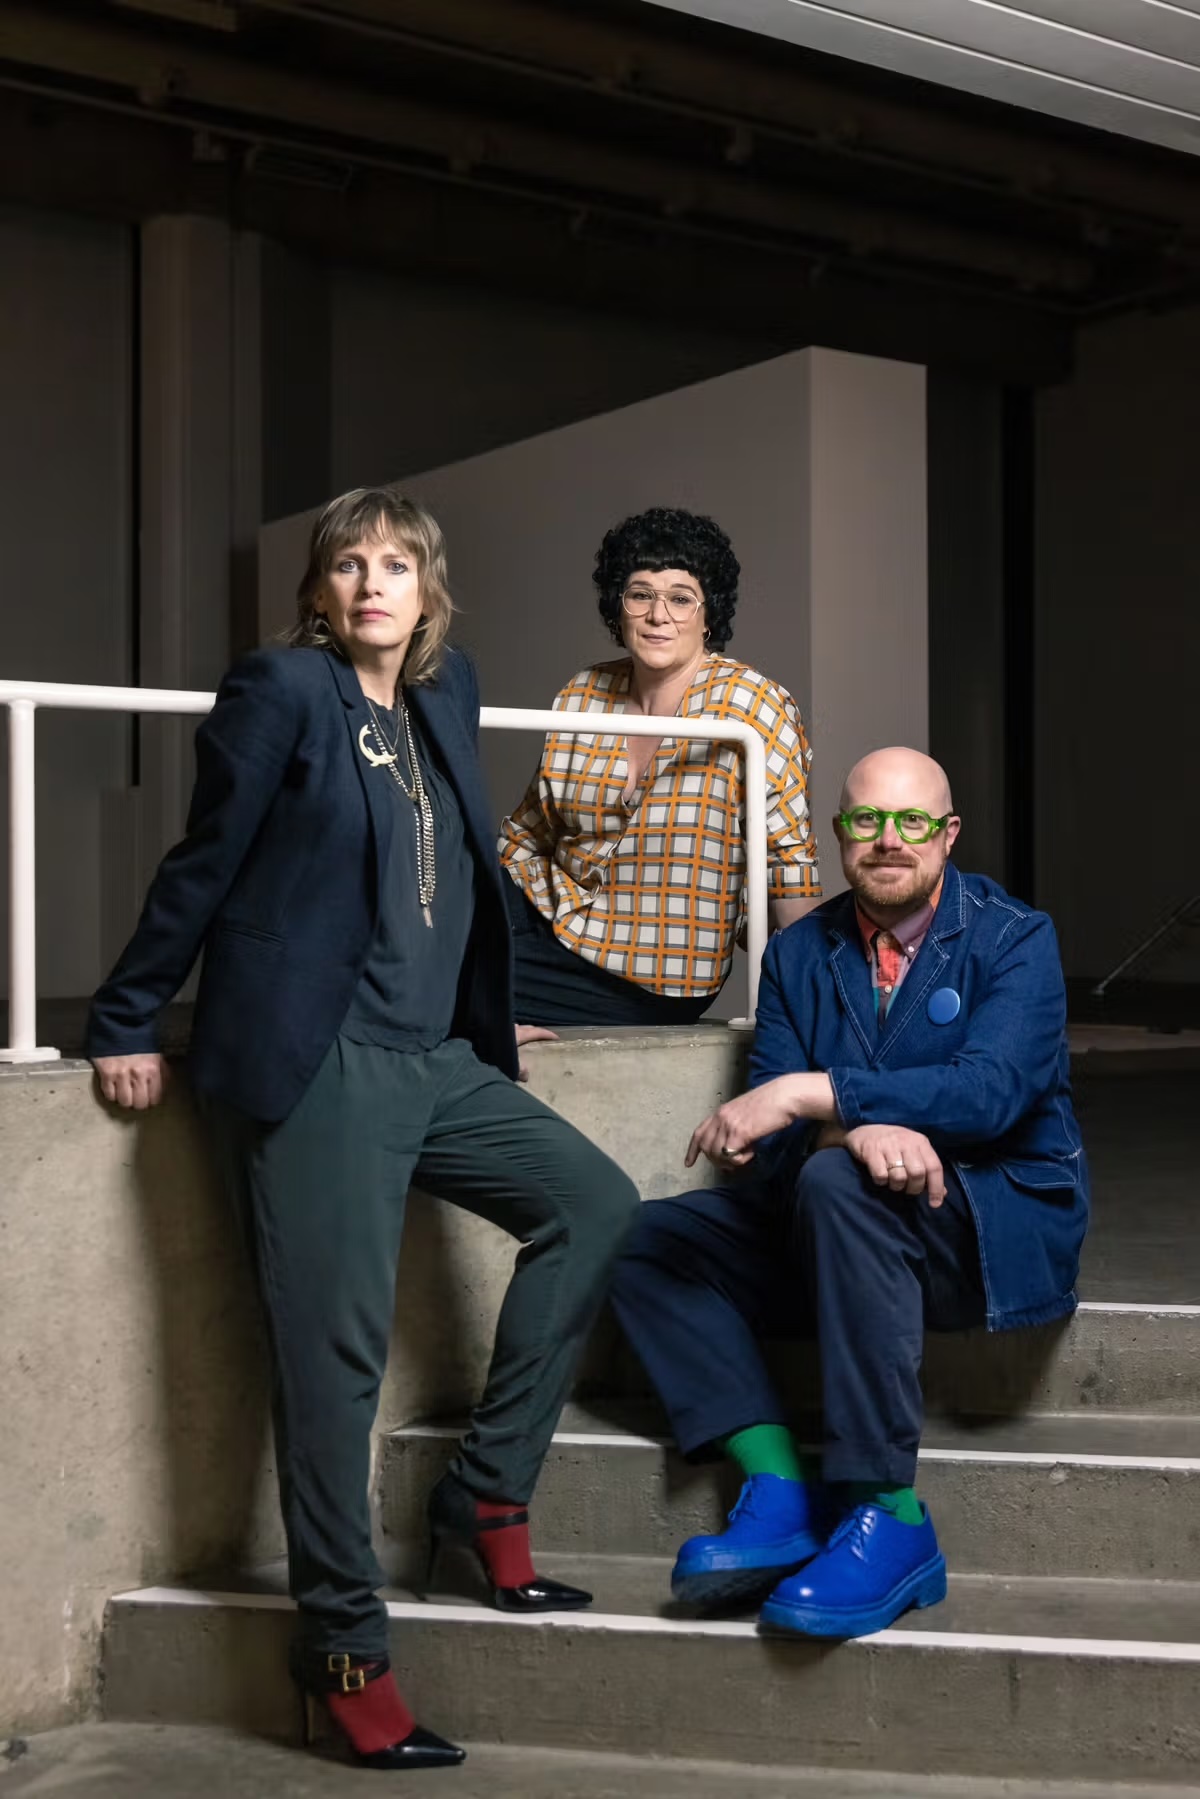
[944,815,963,852]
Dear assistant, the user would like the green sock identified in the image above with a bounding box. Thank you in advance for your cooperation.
[848,1482,924,1525]
[719,1423,819,1484]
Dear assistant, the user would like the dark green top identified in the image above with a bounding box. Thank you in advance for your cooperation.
[341,698,476,1051]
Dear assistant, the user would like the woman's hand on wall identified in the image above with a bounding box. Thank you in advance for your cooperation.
[515,1023,558,1082]
[91,1053,170,1111]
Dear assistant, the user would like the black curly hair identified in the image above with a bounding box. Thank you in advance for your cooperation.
[592,507,740,651]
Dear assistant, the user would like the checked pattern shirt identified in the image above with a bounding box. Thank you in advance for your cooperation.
[498,655,822,999]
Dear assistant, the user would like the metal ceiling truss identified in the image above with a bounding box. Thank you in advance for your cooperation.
[1,0,1198,342]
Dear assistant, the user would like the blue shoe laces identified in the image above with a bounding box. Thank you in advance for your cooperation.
[726,1476,809,1529]
[726,1483,761,1525]
[825,1505,871,1556]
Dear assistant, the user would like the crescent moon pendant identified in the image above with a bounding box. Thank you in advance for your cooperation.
[358,724,395,767]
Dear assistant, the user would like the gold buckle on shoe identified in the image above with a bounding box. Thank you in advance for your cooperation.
[325,1653,366,1694]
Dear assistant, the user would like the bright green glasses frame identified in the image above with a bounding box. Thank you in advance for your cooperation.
[837,807,951,844]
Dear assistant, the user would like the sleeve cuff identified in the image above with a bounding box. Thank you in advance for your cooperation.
[767,871,823,898]
[827,1067,860,1128]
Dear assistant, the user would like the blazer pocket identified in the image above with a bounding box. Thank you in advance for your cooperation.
[1000,1157,1079,1192]
[214,920,285,949]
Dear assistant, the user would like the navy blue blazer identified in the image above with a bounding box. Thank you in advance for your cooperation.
[750,862,1088,1330]
[87,644,519,1120]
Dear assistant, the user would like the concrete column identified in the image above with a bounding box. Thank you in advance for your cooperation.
[230,233,265,658]
[801,348,928,894]
[926,370,1008,885]
[138,214,262,874]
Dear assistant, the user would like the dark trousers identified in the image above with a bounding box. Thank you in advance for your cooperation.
[610,1147,985,1487]
[204,1034,640,1658]
[506,878,714,1028]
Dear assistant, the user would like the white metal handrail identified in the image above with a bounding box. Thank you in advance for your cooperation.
[0,679,768,1061]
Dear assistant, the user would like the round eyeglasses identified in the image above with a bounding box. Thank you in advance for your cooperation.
[838,807,951,845]
[620,585,703,623]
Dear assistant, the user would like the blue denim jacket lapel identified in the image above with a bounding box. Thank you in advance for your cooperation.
[875,863,968,1061]
[827,920,879,1061]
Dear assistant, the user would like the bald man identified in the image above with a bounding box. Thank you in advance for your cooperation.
[612,748,1088,1638]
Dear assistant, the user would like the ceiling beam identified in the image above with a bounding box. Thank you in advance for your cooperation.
[0,3,1095,291]
[266,0,1200,232]
[0,95,1073,383]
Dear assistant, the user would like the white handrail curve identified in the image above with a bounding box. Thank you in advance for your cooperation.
[0,680,768,1061]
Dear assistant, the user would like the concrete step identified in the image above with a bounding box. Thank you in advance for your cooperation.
[579,1300,1200,1417]
[379,1406,1200,1581]
[11,1723,1200,1799]
[14,1724,1200,1799]
[102,1568,1200,1784]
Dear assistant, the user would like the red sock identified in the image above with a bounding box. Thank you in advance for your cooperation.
[474,1497,537,1587]
[326,1668,415,1755]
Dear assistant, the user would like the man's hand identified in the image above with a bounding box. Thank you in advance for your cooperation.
[92,1053,170,1111]
[686,1072,834,1171]
[842,1124,946,1207]
[515,1023,558,1083]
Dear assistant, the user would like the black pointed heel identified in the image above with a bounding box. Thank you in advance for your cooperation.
[291,1649,466,1770]
[419,1532,448,1602]
[424,1471,592,1613]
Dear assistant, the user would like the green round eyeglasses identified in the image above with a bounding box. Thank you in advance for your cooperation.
[837,807,951,845]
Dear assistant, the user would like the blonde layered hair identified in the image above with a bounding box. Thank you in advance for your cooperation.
[287,485,454,685]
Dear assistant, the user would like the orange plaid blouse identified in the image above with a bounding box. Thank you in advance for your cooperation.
[498,655,822,998]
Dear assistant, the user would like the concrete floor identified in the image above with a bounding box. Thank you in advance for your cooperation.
[5,1727,1200,1799]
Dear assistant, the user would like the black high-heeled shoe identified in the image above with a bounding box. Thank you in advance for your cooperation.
[422,1470,592,1614]
[293,1648,466,1770]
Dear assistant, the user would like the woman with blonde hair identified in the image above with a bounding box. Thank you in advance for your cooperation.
[87,485,639,1772]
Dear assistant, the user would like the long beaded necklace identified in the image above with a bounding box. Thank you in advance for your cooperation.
[364,693,436,927]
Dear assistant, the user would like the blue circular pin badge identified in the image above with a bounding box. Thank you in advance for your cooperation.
[927,987,961,1025]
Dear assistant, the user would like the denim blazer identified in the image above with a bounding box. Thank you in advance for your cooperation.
[87,645,519,1121]
[750,862,1088,1330]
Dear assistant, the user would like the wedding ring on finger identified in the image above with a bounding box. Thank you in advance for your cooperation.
[889,1159,907,1170]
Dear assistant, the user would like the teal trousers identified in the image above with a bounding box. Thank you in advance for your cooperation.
[204,1034,639,1657]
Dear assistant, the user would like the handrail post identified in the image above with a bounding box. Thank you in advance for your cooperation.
[729,725,767,1031]
[1,701,61,1063]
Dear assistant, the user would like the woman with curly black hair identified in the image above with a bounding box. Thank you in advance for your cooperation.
[499,507,823,1026]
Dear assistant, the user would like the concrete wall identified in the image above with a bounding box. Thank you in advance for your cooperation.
[0,203,134,1000]
[327,266,771,494]
[1036,308,1200,983]
[0,1034,746,1735]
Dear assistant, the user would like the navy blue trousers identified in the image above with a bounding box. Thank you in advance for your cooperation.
[610,1147,986,1486]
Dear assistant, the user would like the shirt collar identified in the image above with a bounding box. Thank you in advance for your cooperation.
[855,874,945,960]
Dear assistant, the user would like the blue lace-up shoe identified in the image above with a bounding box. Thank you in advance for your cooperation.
[758,1501,947,1638]
[671,1474,831,1610]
